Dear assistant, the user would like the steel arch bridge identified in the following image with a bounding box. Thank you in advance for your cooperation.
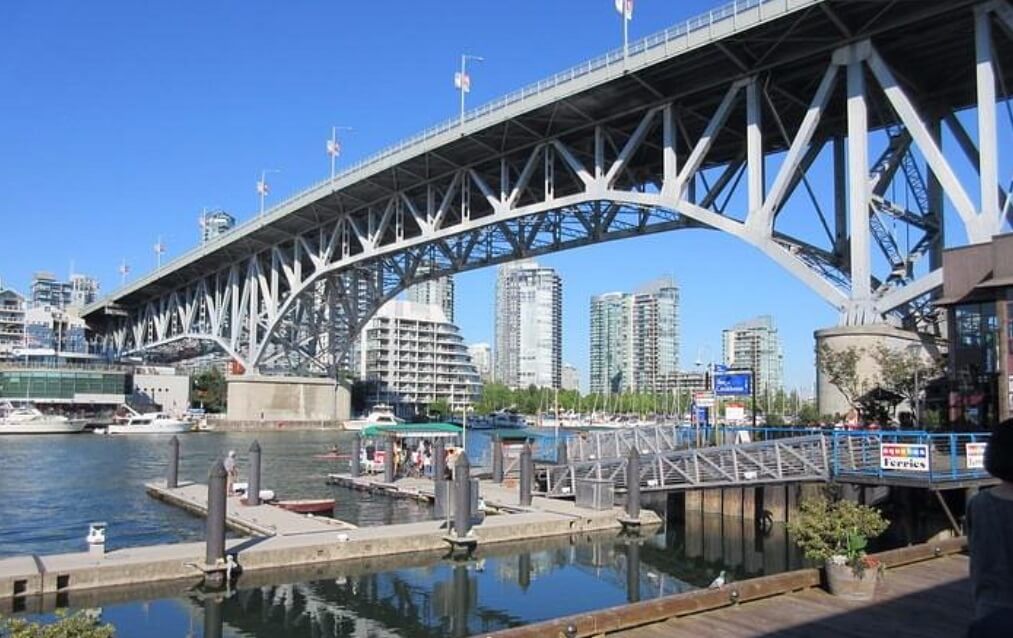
[83,0,1013,376]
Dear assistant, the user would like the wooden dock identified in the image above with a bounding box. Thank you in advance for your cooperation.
[144,480,356,536]
[480,538,971,638]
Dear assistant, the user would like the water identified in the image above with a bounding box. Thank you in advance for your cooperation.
[11,521,806,637]
[0,430,431,557]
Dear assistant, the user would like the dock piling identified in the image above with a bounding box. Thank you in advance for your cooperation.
[350,434,361,478]
[519,443,533,507]
[167,435,179,489]
[434,438,446,481]
[384,435,395,483]
[626,447,641,521]
[492,436,504,483]
[247,440,261,506]
[557,438,568,466]
[453,452,472,538]
[205,460,227,568]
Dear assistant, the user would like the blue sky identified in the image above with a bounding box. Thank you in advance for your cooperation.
[1,1,1004,393]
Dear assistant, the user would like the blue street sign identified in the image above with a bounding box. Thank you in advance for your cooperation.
[694,405,708,426]
[714,364,728,374]
[714,372,752,396]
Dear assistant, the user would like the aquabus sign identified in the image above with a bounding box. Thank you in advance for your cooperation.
[880,443,929,472]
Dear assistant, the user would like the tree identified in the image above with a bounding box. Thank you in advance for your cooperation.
[871,344,942,416]
[427,399,450,418]
[190,367,226,413]
[818,344,868,419]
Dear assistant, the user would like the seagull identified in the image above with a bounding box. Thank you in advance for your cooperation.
[709,570,727,589]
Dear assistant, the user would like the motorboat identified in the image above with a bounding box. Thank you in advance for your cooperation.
[105,410,192,434]
[487,409,527,429]
[343,404,404,431]
[0,402,86,434]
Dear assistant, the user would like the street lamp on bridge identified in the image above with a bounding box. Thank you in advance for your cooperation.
[455,54,484,129]
[153,237,166,269]
[614,0,634,59]
[327,126,353,189]
[256,169,281,217]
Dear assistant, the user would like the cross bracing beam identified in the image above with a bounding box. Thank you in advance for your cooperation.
[87,1,1013,372]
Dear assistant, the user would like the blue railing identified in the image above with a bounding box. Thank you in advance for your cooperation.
[831,431,992,483]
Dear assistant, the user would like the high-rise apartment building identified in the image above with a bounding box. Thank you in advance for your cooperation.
[589,277,680,395]
[200,210,236,243]
[467,343,493,381]
[722,315,784,396]
[358,300,481,414]
[30,272,99,310]
[562,363,580,392]
[494,260,562,389]
[0,286,25,358]
[406,265,455,323]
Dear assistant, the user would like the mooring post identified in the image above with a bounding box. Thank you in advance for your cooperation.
[557,438,568,466]
[434,438,446,482]
[492,436,504,483]
[454,452,472,538]
[626,541,642,603]
[519,442,533,507]
[350,434,361,478]
[206,460,227,567]
[247,440,262,506]
[626,447,641,521]
[167,435,179,489]
[384,435,395,483]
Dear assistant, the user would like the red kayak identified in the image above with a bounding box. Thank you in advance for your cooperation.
[313,452,351,460]
[275,499,335,515]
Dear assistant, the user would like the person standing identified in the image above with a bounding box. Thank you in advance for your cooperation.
[224,450,238,495]
[967,419,1013,635]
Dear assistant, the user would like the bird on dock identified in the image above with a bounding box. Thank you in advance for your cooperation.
[708,570,727,589]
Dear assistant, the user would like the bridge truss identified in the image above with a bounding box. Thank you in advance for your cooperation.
[89,0,1013,374]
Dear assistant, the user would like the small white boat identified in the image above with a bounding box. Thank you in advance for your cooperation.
[343,404,404,431]
[0,402,86,434]
[106,409,192,434]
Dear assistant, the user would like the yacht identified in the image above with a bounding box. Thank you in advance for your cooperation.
[343,404,404,431]
[105,410,192,434]
[488,409,527,429]
[0,402,87,434]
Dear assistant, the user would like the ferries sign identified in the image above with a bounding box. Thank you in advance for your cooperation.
[880,443,929,472]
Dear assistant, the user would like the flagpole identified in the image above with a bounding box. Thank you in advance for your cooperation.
[459,54,466,128]
[623,7,629,59]
[327,126,353,190]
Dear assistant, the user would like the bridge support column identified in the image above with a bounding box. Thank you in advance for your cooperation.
[763,485,787,522]
[722,487,743,518]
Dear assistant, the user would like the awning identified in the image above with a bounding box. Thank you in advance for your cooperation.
[362,422,462,439]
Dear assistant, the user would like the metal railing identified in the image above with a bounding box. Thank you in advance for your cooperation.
[95,0,816,305]
[546,434,829,496]
[831,431,992,484]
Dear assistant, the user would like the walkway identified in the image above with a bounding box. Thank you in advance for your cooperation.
[618,555,971,638]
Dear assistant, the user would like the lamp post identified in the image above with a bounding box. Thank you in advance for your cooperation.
[327,126,353,189]
[455,54,484,128]
[153,237,166,269]
[907,343,922,426]
[257,169,281,217]
[614,0,633,59]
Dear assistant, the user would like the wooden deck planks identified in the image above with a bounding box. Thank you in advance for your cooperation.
[616,555,972,638]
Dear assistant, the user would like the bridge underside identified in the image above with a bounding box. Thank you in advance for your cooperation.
[86,0,1013,374]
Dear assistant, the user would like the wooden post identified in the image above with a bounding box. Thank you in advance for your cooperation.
[702,489,723,515]
[722,487,743,518]
[763,485,787,522]
[742,486,757,520]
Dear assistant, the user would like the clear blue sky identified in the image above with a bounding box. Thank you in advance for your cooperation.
[1,1,1000,393]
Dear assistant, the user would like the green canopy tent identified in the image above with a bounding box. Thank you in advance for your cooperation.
[361,422,462,440]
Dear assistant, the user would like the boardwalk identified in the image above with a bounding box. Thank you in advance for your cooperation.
[619,555,971,638]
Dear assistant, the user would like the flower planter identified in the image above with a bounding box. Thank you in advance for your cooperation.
[824,558,879,600]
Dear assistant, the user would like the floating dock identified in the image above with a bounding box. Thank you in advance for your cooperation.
[0,476,660,601]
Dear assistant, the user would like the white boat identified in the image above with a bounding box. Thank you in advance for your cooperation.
[488,409,527,429]
[343,404,404,431]
[106,410,192,434]
[0,402,87,434]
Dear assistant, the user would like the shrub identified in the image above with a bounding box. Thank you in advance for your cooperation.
[787,496,888,572]
[0,610,115,638]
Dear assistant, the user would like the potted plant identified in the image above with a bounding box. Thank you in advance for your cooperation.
[787,496,889,600]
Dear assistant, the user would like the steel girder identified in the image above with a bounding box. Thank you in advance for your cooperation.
[102,20,1012,373]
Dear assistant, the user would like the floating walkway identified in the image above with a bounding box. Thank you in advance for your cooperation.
[145,481,355,536]
[0,476,660,601]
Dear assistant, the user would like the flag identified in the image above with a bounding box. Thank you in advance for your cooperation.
[454,71,471,93]
[614,0,633,20]
[256,180,269,196]
[153,241,165,254]
[326,139,341,157]
[118,263,130,275]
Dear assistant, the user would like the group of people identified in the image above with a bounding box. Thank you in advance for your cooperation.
[358,438,463,480]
